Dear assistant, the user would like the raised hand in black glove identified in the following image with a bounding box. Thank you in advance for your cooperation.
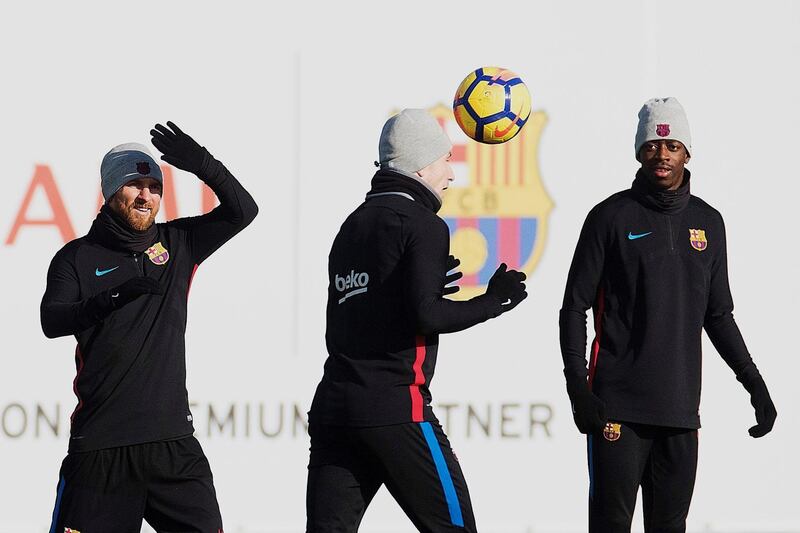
[737,366,777,438]
[566,378,607,434]
[150,121,206,175]
[443,255,463,296]
[109,277,164,309]
[486,263,527,311]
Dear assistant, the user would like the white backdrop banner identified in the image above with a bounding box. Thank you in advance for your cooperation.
[1,1,798,532]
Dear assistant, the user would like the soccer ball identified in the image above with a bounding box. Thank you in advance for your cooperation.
[452,67,531,144]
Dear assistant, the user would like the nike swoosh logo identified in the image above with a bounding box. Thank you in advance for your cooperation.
[493,110,522,138]
[627,232,652,240]
[95,266,119,276]
[501,298,512,306]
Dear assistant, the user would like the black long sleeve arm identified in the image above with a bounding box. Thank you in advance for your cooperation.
[702,218,758,380]
[40,250,115,339]
[559,207,608,384]
[168,149,259,264]
[403,218,503,335]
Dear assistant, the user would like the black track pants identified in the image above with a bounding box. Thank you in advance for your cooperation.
[48,436,223,533]
[306,422,477,532]
[588,422,698,533]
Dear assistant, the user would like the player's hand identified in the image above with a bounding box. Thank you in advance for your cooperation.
[443,255,463,296]
[745,374,777,438]
[567,379,607,434]
[109,277,164,309]
[486,263,527,311]
[150,121,206,175]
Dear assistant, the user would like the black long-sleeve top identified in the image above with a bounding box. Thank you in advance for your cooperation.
[559,171,758,429]
[309,170,505,427]
[41,150,258,452]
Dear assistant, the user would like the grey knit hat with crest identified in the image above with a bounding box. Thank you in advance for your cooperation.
[635,97,691,158]
[100,142,163,201]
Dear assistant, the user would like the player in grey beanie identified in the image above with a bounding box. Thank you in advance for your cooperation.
[100,142,163,202]
[378,109,453,197]
[559,96,776,533]
[635,97,692,158]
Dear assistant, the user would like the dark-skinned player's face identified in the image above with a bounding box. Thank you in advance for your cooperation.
[637,140,690,191]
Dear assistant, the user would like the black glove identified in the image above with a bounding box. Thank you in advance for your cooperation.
[109,277,164,309]
[443,255,463,296]
[737,366,777,438]
[150,121,206,175]
[485,263,527,311]
[566,377,607,434]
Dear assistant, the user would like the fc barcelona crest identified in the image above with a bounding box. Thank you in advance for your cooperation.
[656,123,670,137]
[146,241,170,265]
[603,422,622,442]
[423,103,553,299]
[689,229,707,252]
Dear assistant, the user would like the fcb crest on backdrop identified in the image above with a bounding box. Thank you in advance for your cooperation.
[425,104,553,299]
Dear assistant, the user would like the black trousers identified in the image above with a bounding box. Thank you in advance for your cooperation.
[48,436,223,533]
[306,421,477,532]
[588,422,698,533]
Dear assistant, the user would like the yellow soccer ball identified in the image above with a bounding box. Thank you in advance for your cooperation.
[453,67,531,144]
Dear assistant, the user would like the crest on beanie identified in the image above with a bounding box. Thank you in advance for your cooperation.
[137,162,152,175]
[656,124,670,137]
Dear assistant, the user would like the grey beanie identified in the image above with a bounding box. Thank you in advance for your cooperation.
[635,97,691,158]
[378,109,452,174]
[100,142,163,201]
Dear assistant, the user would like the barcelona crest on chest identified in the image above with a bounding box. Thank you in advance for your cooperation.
[689,229,707,252]
[146,241,170,265]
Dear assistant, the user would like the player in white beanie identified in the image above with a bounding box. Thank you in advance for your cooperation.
[306,108,528,532]
[559,97,777,532]
[634,97,692,191]
[635,97,692,157]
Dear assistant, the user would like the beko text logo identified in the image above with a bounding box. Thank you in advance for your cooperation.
[335,270,370,304]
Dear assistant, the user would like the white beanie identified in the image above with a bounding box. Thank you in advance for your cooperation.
[378,109,452,174]
[635,97,691,158]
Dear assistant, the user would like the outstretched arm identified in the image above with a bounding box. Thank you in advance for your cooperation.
[151,121,259,264]
[404,219,526,335]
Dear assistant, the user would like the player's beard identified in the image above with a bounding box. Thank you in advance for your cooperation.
[112,199,159,231]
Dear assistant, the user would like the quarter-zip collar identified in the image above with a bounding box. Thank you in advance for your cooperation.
[631,169,691,215]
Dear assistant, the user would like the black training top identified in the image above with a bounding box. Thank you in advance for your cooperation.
[41,150,257,453]
[309,170,505,427]
[559,171,757,429]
